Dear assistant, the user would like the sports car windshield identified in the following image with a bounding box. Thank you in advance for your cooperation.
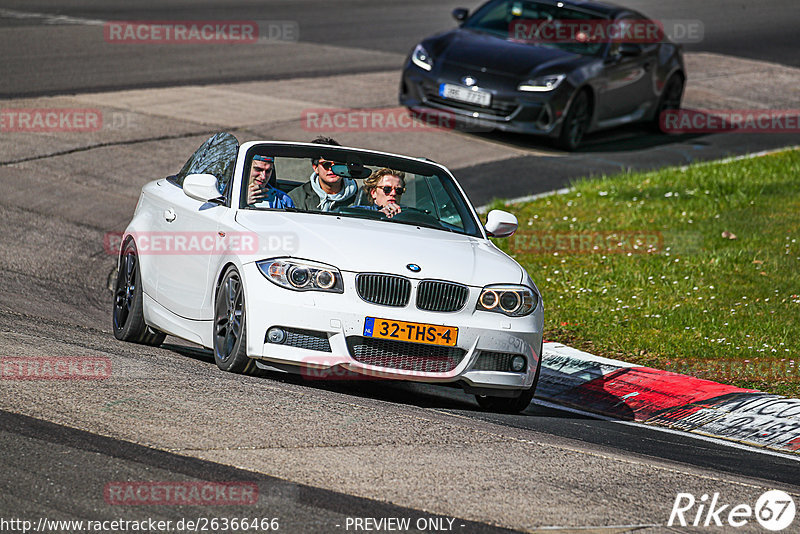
[240,144,483,238]
[464,0,607,56]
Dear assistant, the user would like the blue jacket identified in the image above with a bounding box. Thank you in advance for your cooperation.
[252,186,295,209]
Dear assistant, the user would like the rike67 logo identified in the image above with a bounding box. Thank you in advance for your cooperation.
[668,490,796,530]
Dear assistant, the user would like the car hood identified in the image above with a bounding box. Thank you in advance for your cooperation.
[236,211,524,286]
[434,29,586,77]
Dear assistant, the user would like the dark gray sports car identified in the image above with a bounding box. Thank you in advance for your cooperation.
[399,0,685,149]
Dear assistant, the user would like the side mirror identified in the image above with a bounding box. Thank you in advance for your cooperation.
[184,173,224,204]
[485,210,518,238]
[452,8,469,23]
[618,43,642,57]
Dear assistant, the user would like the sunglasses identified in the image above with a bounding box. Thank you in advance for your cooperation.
[315,160,339,170]
[379,185,405,195]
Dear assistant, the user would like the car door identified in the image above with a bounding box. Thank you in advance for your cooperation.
[153,133,238,320]
[595,16,658,122]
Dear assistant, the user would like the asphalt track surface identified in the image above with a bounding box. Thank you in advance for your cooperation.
[1,1,799,532]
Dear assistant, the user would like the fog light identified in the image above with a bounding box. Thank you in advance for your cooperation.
[267,327,286,344]
[511,355,526,372]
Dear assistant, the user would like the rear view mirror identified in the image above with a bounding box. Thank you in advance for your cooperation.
[452,8,469,23]
[331,162,372,179]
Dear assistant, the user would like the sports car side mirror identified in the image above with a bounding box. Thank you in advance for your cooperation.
[485,210,518,238]
[184,173,224,204]
[452,8,469,22]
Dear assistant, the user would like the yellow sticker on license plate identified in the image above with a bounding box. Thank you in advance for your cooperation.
[364,317,458,347]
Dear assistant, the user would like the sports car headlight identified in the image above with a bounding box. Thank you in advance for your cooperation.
[477,285,538,317]
[411,44,433,71]
[518,74,566,92]
[257,259,343,293]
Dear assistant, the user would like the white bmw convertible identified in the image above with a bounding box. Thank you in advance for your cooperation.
[113,133,544,412]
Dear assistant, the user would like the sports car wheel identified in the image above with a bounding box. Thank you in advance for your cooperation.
[556,90,591,151]
[213,267,256,374]
[112,240,166,346]
[653,74,685,131]
[475,357,541,413]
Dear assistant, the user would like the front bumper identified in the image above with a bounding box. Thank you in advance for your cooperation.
[242,263,543,392]
[399,65,573,137]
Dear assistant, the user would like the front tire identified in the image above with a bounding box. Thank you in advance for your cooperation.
[213,267,256,374]
[653,73,685,132]
[475,357,541,413]
[112,240,166,346]
[556,90,591,151]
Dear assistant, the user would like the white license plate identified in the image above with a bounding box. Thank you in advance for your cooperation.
[439,83,492,107]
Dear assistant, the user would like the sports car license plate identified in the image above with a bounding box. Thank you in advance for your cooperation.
[364,317,458,347]
[439,83,492,107]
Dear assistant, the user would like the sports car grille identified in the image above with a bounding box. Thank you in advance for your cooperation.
[356,274,411,307]
[347,337,466,373]
[267,327,332,352]
[416,280,469,312]
[472,351,523,372]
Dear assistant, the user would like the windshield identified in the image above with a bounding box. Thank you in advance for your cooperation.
[464,0,607,56]
[239,144,482,238]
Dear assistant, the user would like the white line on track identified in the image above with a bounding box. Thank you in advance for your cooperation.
[0,8,105,26]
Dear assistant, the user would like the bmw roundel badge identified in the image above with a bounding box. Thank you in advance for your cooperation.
[406,264,421,273]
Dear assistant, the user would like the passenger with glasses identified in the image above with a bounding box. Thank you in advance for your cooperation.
[363,168,405,218]
[289,136,359,211]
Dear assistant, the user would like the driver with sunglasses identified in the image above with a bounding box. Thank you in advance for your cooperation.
[363,168,405,218]
[288,136,359,211]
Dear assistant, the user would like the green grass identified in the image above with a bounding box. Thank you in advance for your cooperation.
[488,148,800,396]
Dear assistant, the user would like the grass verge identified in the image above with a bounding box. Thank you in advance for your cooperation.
[488,148,800,396]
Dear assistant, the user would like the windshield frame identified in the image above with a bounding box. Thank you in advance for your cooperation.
[234,141,486,239]
[462,0,612,57]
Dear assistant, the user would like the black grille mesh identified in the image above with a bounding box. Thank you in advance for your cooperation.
[472,351,524,372]
[268,327,332,352]
[356,274,411,307]
[347,336,465,373]
[416,280,469,312]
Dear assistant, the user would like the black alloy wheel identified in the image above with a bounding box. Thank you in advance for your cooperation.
[557,90,591,151]
[653,74,685,131]
[213,267,256,374]
[112,240,166,346]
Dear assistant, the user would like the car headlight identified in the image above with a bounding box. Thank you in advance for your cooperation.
[518,74,566,92]
[411,44,433,71]
[477,285,538,317]
[257,259,343,293]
